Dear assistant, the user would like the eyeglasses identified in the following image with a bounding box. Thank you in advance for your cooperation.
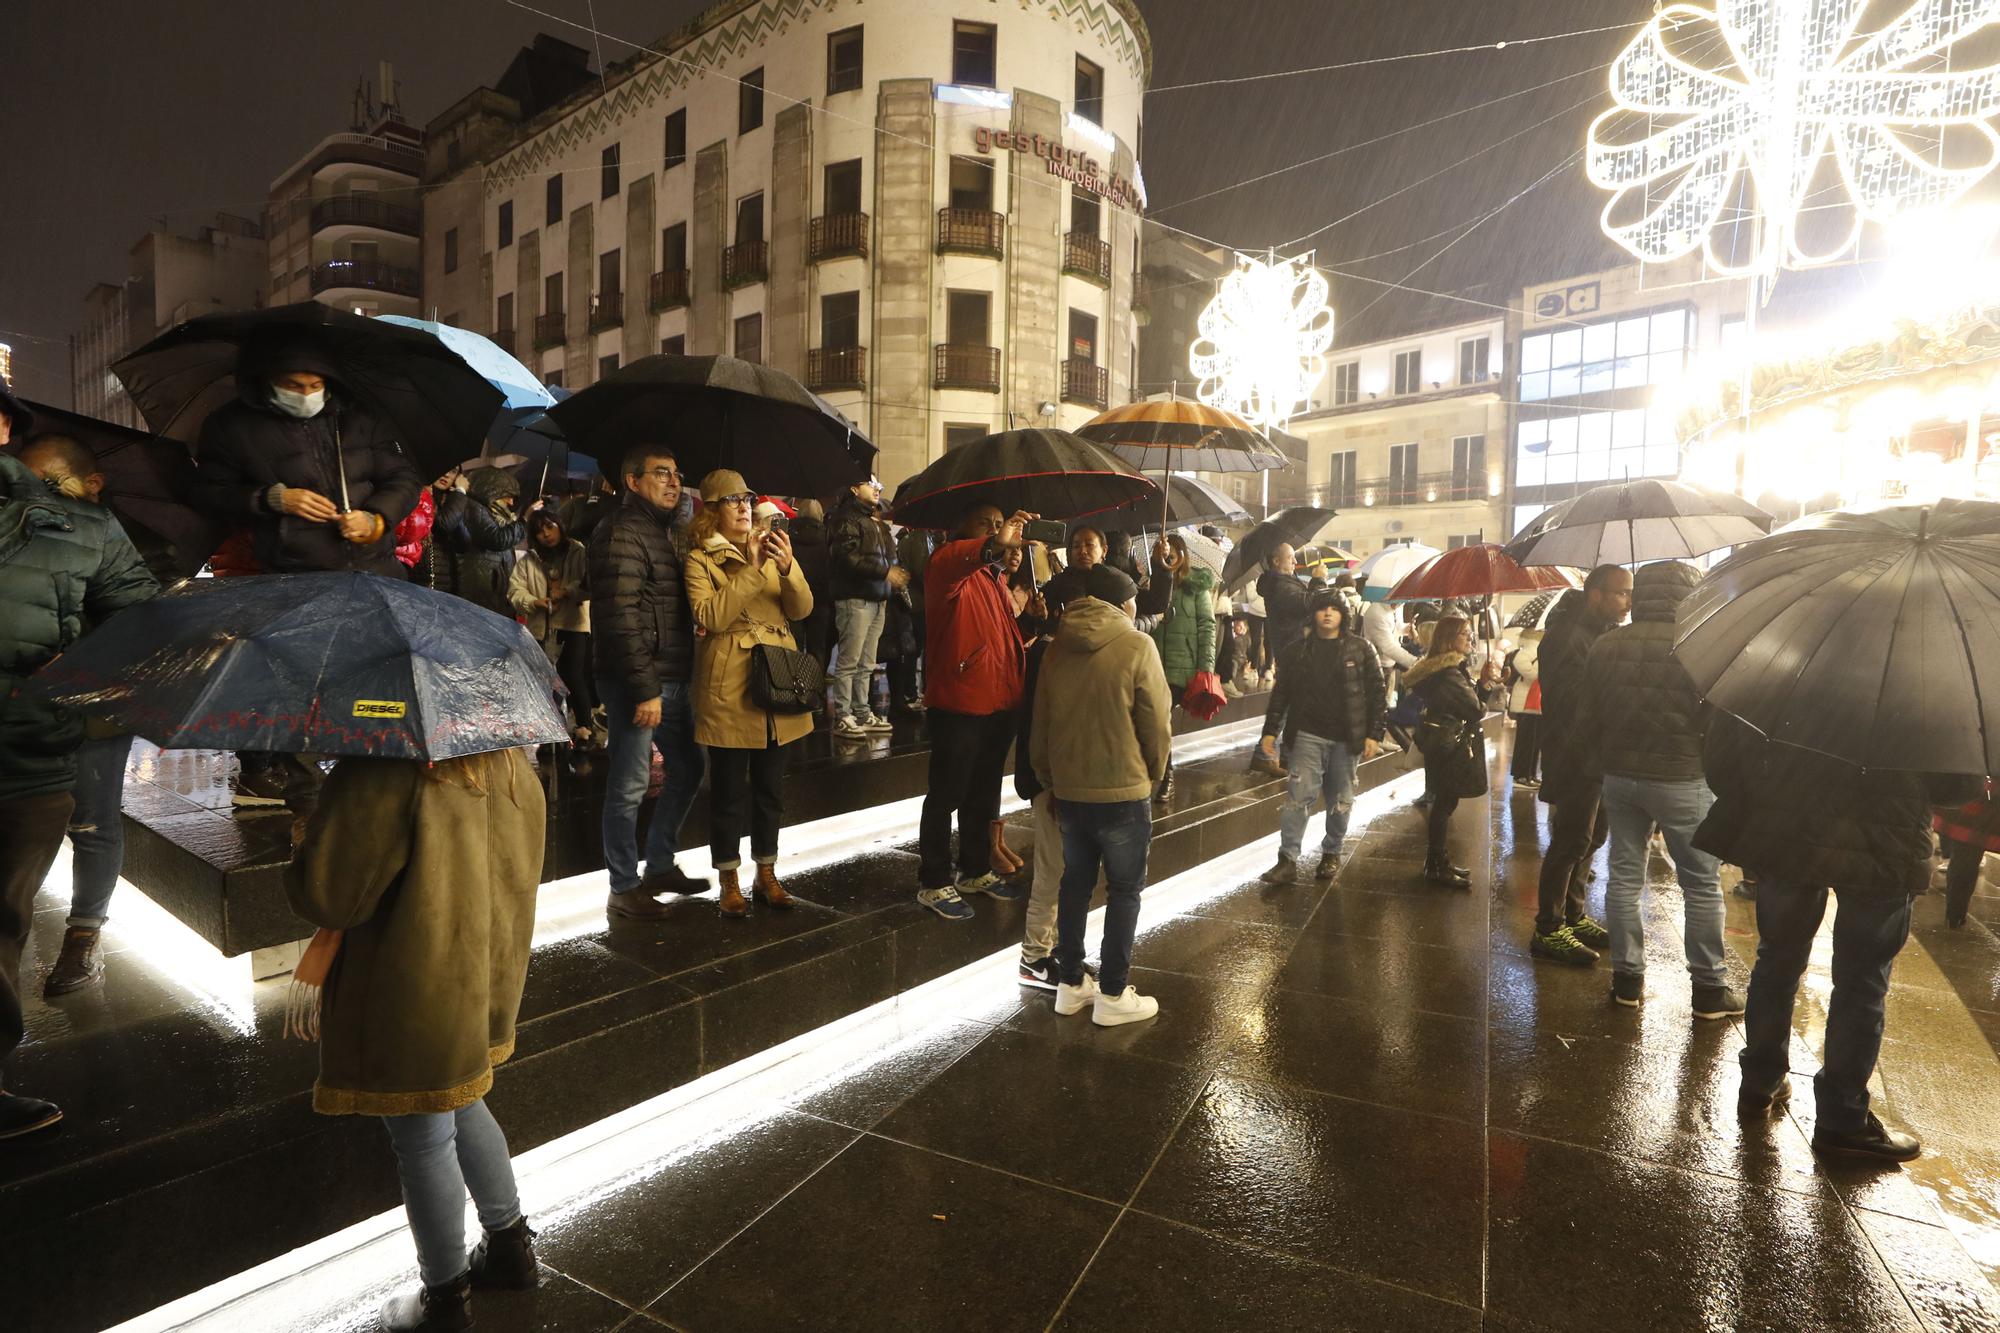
[715,493,756,506]
[640,467,681,482]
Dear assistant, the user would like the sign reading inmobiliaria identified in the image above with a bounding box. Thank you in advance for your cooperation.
[972,126,1141,211]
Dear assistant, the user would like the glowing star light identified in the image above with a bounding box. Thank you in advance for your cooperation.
[1189,251,1334,432]
[1587,0,2000,275]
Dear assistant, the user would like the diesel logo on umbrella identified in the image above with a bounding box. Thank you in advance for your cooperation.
[352,700,408,719]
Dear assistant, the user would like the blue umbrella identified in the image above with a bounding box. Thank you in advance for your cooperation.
[376,315,555,412]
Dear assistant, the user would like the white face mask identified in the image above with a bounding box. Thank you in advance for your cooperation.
[271,385,326,419]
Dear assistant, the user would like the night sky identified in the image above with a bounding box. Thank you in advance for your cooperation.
[1,0,1630,405]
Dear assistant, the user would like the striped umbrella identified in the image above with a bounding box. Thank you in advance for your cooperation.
[1076,398,1286,473]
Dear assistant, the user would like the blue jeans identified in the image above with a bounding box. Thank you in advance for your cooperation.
[1600,774,1725,986]
[597,677,704,894]
[830,598,887,721]
[1055,799,1152,997]
[1278,732,1356,862]
[67,733,134,927]
[1739,881,1912,1135]
[381,1099,521,1287]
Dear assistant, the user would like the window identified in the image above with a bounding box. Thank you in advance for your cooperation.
[948,156,995,211]
[598,353,620,381]
[1333,360,1360,406]
[739,67,765,133]
[1388,442,1419,500]
[1327,450,1357,506]
[1070,192,1101,238]
[497,201,514,249]
[824,159,863,215]
[546,173,563,226]
[664,109,687,169]
[736,193,765,244]
[496,292,514,335]
[1393,349,1423,395]
[822,292,860,350]
[946,290,990,345]
[1451,434,1485,499]
[544,369,564,389]
[1446,532,1484,550]
[734,312,763,364]
[661,222,687,272]
[544,271,564,315]
[952,21,997,87]
[598,248,621,298]
[1458,335,1490,385]
[945,423,987,451]
[1518,308,1690,404]
[661,334,685,355]
[600,144,620,199]
[443,228,459,274]
[827,27,863,95]
[1074,55,1104,125]
[1068,309,1098,362]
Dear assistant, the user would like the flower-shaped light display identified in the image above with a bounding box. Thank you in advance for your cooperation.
[1189,251,1335,432]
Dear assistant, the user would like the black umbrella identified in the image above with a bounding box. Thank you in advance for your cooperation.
[34,572,569,760]
[1220,506,1336,594]
[888,428,1158,530]
[1673,500,2000,776]
[1507,480,1774,568]
[111,303,505,481]
[1504,590,1563,630]
[14,400,227,578]
[1081,473,1251,534]
[545,354,873,497]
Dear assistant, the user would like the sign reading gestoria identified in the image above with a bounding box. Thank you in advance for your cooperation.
[972,126,1140,210]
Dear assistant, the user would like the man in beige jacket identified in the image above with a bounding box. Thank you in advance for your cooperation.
[1030,565,1173,1026]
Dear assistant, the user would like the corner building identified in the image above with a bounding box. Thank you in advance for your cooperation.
[427,0,1153,489]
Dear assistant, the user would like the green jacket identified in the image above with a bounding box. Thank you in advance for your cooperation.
[286,749,546,1117]
[1032,596,1173,803]
[1148,565,1216,688]
[0,453,158,804]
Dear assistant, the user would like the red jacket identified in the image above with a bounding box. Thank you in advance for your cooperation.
[394,489,436,569]
[923,537,1024,716]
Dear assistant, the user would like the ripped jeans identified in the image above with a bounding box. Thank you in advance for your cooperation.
[67,733,134,928]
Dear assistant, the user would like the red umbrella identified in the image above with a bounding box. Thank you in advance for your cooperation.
[1387,543,1578,602]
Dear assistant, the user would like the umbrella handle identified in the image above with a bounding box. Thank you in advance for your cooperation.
[334,420,352,512]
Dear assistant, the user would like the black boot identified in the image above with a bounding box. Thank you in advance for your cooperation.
[469,1216,539,1290]
[1423,851,1471,887]
[380,1271,472,1332]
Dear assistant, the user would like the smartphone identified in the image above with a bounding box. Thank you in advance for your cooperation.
[1022,519,1067,547]
[767,514,791,535]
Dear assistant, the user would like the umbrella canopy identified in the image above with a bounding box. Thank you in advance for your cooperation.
[545,353,873,497]
[111,303,506,481]
[1387,544,1578,603]
[1507,480,1774,568]
[1354,542,1442,600]
[1076,398,1286,474]
[888,428,1157,530]
[1082,473,1251,533]
[14,400,227,578]
[1504,590,1565,630]
[375,315,555,411]
[1172,528,1230,578]
[34,572,569,760]
[1296,543,1358,572]
[1672,499,2000,776]
[1220,507,1337,594]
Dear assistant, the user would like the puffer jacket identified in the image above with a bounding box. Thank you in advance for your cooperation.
[826,493,896,602]
[0,454,158,803]
[1535,588,1615,804]
[432,470,524,615]
[684,532,816,749]
[1149,566,1217,687]
[896,527,936,616]
[1575,562,1706,782]
[588,489,696,699]
[1264,632,1385,752]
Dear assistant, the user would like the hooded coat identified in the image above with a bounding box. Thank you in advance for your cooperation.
[1535,588,1616,804]
[509,527,590,651]
[1149,565,1218,688]
[1030,596,1172,803]
[684,532,816,749]
[1575,562,1707,783]
[432,468,525,615]
[923,537,1025,716]
[1265,630,1386,753]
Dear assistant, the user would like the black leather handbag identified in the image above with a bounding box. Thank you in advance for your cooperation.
[749,643,826,714]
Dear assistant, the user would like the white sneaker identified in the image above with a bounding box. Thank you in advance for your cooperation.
[1054,972,1101,1016]
[858,712,895,733]
[833,715,868,739]
[1092,986,1160,1027]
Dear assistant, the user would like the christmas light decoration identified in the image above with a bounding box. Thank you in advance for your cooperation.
[1587,0,2000,275]
[1189,251,1334,432]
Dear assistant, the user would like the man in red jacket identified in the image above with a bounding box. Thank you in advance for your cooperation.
[915,504,1033,920]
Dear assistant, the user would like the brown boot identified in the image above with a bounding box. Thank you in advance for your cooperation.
[43,927,103,997]
[752,863,795,910]
[717,868,750,918]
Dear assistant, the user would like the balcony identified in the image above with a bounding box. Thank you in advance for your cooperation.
[723,239,768,288]
[809,212,870,262]
[648,268,690,312]
[492,328,516,356]
[934,343,1001,392]
[589,292,623,333]
[311,193,420,236]
[1309,472,1495,508]
[1060,358,1109,409]
[936,208,1004,257]
[1062,232,1112,285]
[807,345,868,392]
[309,259,419,299]
[533,311,567,350]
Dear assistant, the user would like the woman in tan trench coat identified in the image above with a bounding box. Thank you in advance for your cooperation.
[684,469,815,917]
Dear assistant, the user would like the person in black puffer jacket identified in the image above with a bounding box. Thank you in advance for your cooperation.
[1405,614,1485,887]
[825,478,906,735]
[1573,560,1738,1019]
[431,467,525,616]
[1700,711,1977,1159]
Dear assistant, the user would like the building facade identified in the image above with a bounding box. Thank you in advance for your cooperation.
[424,0,1153,488]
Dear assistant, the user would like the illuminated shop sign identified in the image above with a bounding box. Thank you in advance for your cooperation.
[971,125,1142,210]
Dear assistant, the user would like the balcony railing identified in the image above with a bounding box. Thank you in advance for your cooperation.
[588,292,624,332]
[309,259,419,298]
[649,268,690,311]
[1062,232,1112,284]
[723,239,768,288]
[936,207,1004,257]
[934,343,1001,391]
[1060,358,1109,409]
[492,328,516,356]
[1308,472,1494,508]
[533,311,567,350]
[1131,269,1151,324]
[807,345,868,392]
[311,193,420,235]
[809,212,870,262]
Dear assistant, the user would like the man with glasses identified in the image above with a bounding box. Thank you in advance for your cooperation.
[589,445,705,920]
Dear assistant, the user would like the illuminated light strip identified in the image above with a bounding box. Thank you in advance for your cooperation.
[113,757,1428,1333]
